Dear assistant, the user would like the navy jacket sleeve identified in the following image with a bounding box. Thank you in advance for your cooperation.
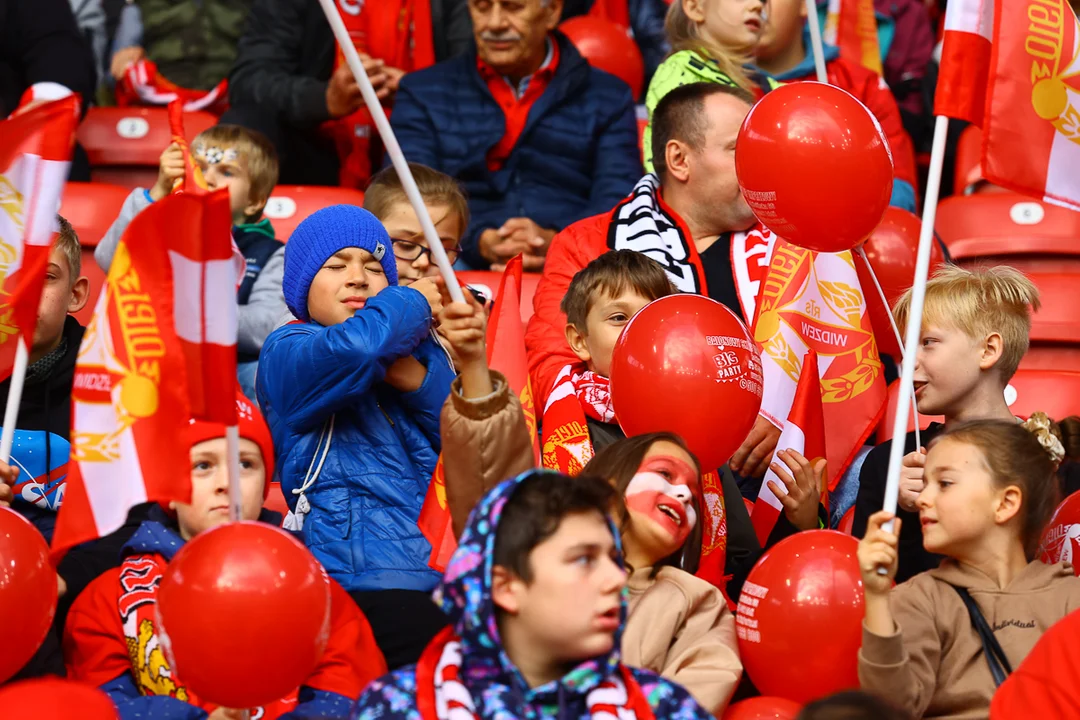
[585,83,642,218]
[260,286,434,432]
[100,674,207,720]
[388,78,442,169]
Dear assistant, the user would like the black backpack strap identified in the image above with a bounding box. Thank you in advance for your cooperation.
[949,584,1013,687]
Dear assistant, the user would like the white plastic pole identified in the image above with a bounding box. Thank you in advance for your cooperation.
[315,0,465,305]
[855,245,921,450]
[878,114,949,568]
[0,340,30,463]
[226,425,242,522]
[804,0,830,83]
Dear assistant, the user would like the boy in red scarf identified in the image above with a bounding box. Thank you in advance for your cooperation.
[62,393,387,720]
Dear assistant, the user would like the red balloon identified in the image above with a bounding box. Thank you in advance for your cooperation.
[559,18,645,98]
[0,508,58,684]
[157,522,331,708]
[722,697,803,720]
[0,678,119,719]
[861,207,945,309]
[1038,492,1080,574]
[736,82,893,252]
[610,295,763,471]
[735,530,864,704]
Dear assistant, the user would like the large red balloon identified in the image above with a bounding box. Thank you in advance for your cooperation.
[736,83,893,252]
[157,522,332,708]
[609,295,763,471]
[722,697,803,720]
[0,508,58,684]
[860,207,945,309]
[0,678,119,719]
[559,17,645,98]
[1038,492,1080,574]
[735,530,864,704]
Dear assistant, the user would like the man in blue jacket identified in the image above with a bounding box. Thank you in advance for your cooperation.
[256,204,455,670]
[389,0,643,272]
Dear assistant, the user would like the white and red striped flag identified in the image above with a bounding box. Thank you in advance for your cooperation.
[934,0,994,125]
[981,0,1080,210]
[0,97,79,380]
[51,190,241,557]
[751,349,827,545]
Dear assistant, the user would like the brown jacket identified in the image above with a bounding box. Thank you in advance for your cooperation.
[442,370,535,539]
[859,559,1080,719]
[623,566,743,715]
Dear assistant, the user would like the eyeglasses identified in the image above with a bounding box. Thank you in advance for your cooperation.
[393,239,460,266]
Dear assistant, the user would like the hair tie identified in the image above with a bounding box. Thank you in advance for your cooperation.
[1021,411,1065,466]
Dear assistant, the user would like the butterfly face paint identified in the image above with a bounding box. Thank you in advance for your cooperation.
[624,454,700,550]
[192,144,238,165]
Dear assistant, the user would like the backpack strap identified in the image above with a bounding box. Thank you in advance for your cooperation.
[948,584,1013,687]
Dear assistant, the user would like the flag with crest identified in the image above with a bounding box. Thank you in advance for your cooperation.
[824,0,885,75]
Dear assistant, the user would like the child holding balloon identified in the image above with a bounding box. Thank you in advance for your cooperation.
[62,393,387,719]
[581,433,743,716]
[857,419,1080,718]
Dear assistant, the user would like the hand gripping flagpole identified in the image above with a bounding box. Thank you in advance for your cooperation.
[804,0,830,83]
[315,0,465,305]
[877,114,949,573]
[0,340,30,462]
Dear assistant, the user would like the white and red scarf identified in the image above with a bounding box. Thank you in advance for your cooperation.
[540,364,613,475]
[116,59,229,115]
[415,628,655,720]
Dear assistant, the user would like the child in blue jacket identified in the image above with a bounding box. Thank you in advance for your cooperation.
[256,204,454,670]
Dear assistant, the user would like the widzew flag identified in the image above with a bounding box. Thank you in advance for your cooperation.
[982,0,1080,210]
[934,0,994,124]
[52,190,240,557]
[824,0,884,75]
[418,255,540,571]
[748,241,886,491]
[752,350,827,545]
[0,97,79,381]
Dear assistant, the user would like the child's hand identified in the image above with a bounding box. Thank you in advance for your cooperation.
[110,45,145,80]
[898,448,927,512]
[437,293,487,368]
[858,511,902,594]
[150,143,185,202]
[0,461,18,507]
[766,449,826,531]
[207,708,246,720]
[730,415,781,478]
[409,277,444,318]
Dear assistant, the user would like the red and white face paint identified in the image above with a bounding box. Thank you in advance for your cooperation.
[624,455,700,549]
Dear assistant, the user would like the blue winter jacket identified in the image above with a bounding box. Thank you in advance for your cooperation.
[351,470,716,720]
[256,286,454,593]
[388,31,643,269]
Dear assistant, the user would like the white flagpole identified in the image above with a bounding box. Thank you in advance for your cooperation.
[804,0,830,83]
[878,114,949,569]
[0,340,30,463]
[315,0,465,305]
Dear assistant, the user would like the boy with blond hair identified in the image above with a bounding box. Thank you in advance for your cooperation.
[852,264,1042,582]
[96,125,287,398]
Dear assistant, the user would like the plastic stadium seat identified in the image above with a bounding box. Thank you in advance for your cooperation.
[59,182,130,247]
[838,506,855,535]
[936,193,1080,261]
[877,380,943,444]
[1022,345,1080,373]
[75,247,106,327]
[77,107,217,188]
[1004,368,1080,421]
[456,270,540,325]
[1022,268,1080,344]
[264,482,290,520]
[264,185,366,241]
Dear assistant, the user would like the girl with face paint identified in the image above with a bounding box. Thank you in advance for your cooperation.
[582,433,743,716]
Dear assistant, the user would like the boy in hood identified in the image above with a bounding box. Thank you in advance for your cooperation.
[353,469,715,720]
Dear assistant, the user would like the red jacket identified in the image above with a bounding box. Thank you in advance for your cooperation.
[991,608,1080,718]
[526,211,619,412]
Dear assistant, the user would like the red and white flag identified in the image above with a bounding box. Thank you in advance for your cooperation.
[751,350,827,545]
[0,97,79,380]
[982,0,1080,210]
[934,0,994,125]
[824,0,884,75]
[52,190,240,557]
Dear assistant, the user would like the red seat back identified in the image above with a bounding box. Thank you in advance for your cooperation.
[264,185,366,242]
[77,107,217,188]
[838,506,855,535]
[75,248,106,327]
[936,193,1080,261]
[1004,368,1080,421]
[59,182,130,248]
[264,482,290,520]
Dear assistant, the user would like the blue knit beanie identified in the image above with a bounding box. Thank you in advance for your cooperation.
[282,204,398,321]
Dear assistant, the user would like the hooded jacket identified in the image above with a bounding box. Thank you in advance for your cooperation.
[353,470,716,720]
[859,558,1080,719]
[62,509,387,720]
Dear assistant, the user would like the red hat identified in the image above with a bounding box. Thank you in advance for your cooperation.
[185,393,275,499]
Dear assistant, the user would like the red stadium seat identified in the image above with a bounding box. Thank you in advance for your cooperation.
[1022,345,1080,373]
[264,482,290,520]
[838,506,855,535]
[59,182,130,248]
[936,193,1080,261]
[1022,268,1080,344]
[264,185,366,242]
[77,107,217,188]
[456,270,540,324]
[1004,368,1080,421]
[877,380,943,444]
[75,247,106,327]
